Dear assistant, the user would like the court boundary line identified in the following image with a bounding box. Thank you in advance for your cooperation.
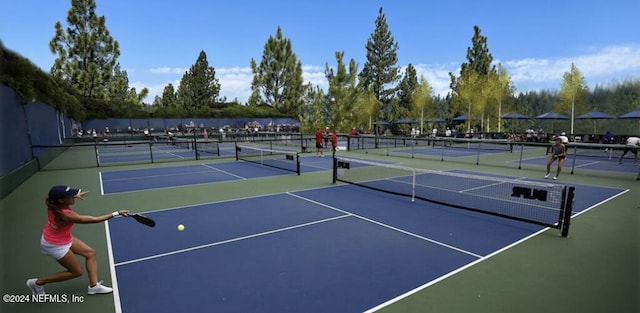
[362,226,551,313]
[362,187,630,312]
[113,214,351,267]
[285,192,483,259]
[200,163,247,180]
[99,164,296,196]
[104,221,122,313]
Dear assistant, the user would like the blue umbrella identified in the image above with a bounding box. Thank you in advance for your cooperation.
[395,118,417,124]
[452,115,468,121]
[576,111,614,119]
[620,109,640,119]
[577,111,614,134]
[536,112,569,120]
[501,112,529,120]
[372,121,390,125]
[425,117,446,123]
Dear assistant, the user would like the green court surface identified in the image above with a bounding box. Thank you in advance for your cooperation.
[1,145,638,313]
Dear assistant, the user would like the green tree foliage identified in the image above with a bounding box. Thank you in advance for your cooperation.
[0,42,85,120]
[452,70,483,130]
[49,0,120,102]
[485,64,515,132]
[176,50,222,114]
[556,63,589,134]
[325,52,360,131]
[449,25,497,132]
[397,64,418,118]
[249,27,304,116]
[411,76,433,134]
[359,7,400,122]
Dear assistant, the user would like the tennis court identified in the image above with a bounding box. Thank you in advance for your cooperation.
[2,143,638,313]
[106,162,625,312]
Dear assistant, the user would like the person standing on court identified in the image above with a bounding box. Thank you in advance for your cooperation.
[331,129,338,158]
[618,136,640,164]
[315,127,324,157]
[26,186,129,296]
[545,137,567,180]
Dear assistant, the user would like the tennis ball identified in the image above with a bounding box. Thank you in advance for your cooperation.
[177,224,185,231]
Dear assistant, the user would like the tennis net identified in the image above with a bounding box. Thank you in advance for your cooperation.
[333,156,575,237]
[235,144,300,175]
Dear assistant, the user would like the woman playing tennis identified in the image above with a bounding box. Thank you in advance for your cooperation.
[26,185,128,295]
[545,137,567,180]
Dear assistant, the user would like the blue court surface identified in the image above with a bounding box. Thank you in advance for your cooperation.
[100,156,334,194]
[106,172,626,313]
[516,154,638,174]
[391,144,536,158]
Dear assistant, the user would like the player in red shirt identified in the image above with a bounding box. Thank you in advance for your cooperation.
[331,130,338,157]
[315,128,324,157]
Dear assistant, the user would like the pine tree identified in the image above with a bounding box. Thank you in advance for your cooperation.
[359,7,400,122]
[49,0,120,101]
[249,27,304,116]
[177,50,222,113]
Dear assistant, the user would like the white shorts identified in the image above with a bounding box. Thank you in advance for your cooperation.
[40,235,72,260]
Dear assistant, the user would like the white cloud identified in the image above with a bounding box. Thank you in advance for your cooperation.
[149,67,188,74]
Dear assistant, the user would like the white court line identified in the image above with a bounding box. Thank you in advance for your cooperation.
[114,215,350,267]
[286,192,483,259]
[101,170,206,182]
[99,172,105,196]
[363,187,630,312]
[574,160,601,168]
[104,221,122,313]
[201,163,247,180]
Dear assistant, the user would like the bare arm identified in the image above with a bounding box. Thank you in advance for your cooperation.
[61,209,129,224]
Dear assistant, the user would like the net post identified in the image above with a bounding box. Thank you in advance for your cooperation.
[570,144,577,175]
[94,144,100,167]
[296,153,300,175]
[518,142,525,169]
[235,142,239,161]
[411,170,416,202]
[561,186,575,237]
[476,140,481,165]
[332,157,338,184]
[193,130,199,160]
[149,141,154,164]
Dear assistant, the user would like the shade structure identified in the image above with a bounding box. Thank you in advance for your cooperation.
[576,111,614,134]
[619,109,640,133]
[576,111,614,119]
[620,109,640,119]
[536,112,569,120]
[501,112,529,120]
[395,118,417,124]
[425,117,446,123]
[372,121,390,125]
[452,114,468,121]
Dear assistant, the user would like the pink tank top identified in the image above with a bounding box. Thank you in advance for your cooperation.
[42,208,74,245]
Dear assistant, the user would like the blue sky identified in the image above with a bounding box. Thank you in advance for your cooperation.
[2,0,639,104]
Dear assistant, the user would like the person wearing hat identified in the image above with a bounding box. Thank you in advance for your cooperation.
[545,137,567,180]
[26,186,129,296]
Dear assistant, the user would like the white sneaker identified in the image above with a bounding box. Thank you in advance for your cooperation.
[553,176,558,180]
[544,173,550,179]
[26,278,45,295]
[88,281,113,295]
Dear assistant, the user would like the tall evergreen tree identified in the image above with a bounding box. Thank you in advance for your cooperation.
[397,64,418,117]
[177,50,222,113]
[249,27,304,116]
[49,0,120,101]
[359,7,400,122]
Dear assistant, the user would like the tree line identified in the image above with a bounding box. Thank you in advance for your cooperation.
[1,1,638,135]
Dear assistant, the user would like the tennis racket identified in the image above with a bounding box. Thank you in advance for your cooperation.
[129,213,156,227]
